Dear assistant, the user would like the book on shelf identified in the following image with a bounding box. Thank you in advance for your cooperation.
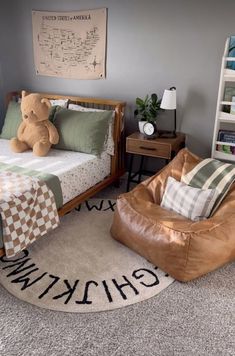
[223,87,235,113]
[218,129,235,143]
[226,36,235,70]
[231,96,235,115]
[216,144,235,155]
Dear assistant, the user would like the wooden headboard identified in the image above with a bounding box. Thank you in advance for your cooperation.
[6,90,126,179]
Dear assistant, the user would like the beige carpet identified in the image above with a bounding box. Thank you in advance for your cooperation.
[0,199,174,313]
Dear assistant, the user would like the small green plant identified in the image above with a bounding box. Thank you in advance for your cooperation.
[134,93,161,122]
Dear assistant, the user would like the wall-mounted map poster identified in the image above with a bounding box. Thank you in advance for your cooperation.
[32,8,107,80]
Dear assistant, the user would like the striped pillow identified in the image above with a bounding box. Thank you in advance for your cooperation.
[181,158,235,215]
[160,177,217,221]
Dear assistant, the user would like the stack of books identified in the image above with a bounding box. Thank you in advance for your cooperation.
[224,36,235,114]
[223,87,235,113]
[226,36,235,71]
[217,130,235,154]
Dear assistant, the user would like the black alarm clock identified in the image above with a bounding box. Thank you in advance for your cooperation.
[143,121,157,138]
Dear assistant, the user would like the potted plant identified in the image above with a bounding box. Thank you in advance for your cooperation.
[134,93,161,133]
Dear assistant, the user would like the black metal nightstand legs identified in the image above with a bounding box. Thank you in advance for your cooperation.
[126,154,134,192]
[138,156,144,183]
[126,154,145,192]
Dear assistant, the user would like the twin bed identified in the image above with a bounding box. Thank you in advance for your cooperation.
[0,91,126,257]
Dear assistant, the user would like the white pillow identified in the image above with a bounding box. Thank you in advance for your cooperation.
[50,99,68,107]
[68,103,97,112]
[160,176,217,221]
[17,98,68,108]
[68,103,115,156]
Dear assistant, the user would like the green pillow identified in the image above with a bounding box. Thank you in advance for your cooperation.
[0,102,61,139]
[48,105,63,122]
[53,108,112,155]
[0,101,22,139]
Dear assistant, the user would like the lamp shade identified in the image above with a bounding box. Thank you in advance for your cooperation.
[160,88,176,110]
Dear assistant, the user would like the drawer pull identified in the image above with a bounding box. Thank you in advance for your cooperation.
[139,146,157,151]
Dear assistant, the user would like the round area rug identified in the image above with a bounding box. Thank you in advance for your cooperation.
[0,199,174,313]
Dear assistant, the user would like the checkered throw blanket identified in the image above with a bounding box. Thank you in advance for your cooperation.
[0,171,59,257]
[181,158,235,215]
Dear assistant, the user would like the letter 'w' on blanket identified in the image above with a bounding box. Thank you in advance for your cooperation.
[0,171,59,258]
[181,158,235,215]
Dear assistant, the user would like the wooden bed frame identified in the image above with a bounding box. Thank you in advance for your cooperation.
[0,91,126,257]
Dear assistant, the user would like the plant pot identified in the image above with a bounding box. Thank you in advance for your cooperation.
[138,121,147,134]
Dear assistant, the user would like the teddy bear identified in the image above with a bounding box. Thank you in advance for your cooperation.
[10,91,59,156]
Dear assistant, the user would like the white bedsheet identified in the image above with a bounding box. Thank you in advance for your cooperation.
[0,139,111,204]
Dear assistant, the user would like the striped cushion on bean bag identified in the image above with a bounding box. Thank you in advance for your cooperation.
[181,158,235,215]
[160,176,217,221]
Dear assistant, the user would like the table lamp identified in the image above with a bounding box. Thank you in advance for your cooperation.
[160,86,177,138]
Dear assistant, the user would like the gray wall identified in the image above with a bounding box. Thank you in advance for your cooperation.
[0,1,21,120]
[1,0,235,158]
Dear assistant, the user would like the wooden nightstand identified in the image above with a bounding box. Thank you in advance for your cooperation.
[126,132,186,191]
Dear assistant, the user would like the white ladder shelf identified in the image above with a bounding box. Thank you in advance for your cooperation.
[211,37,235,162]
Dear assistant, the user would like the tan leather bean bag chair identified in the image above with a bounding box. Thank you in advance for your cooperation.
[111,148,235,281]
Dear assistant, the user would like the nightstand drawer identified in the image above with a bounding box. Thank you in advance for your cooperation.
[126,138,171,159]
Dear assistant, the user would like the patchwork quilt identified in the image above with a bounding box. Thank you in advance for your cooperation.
[0,171,59,257]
